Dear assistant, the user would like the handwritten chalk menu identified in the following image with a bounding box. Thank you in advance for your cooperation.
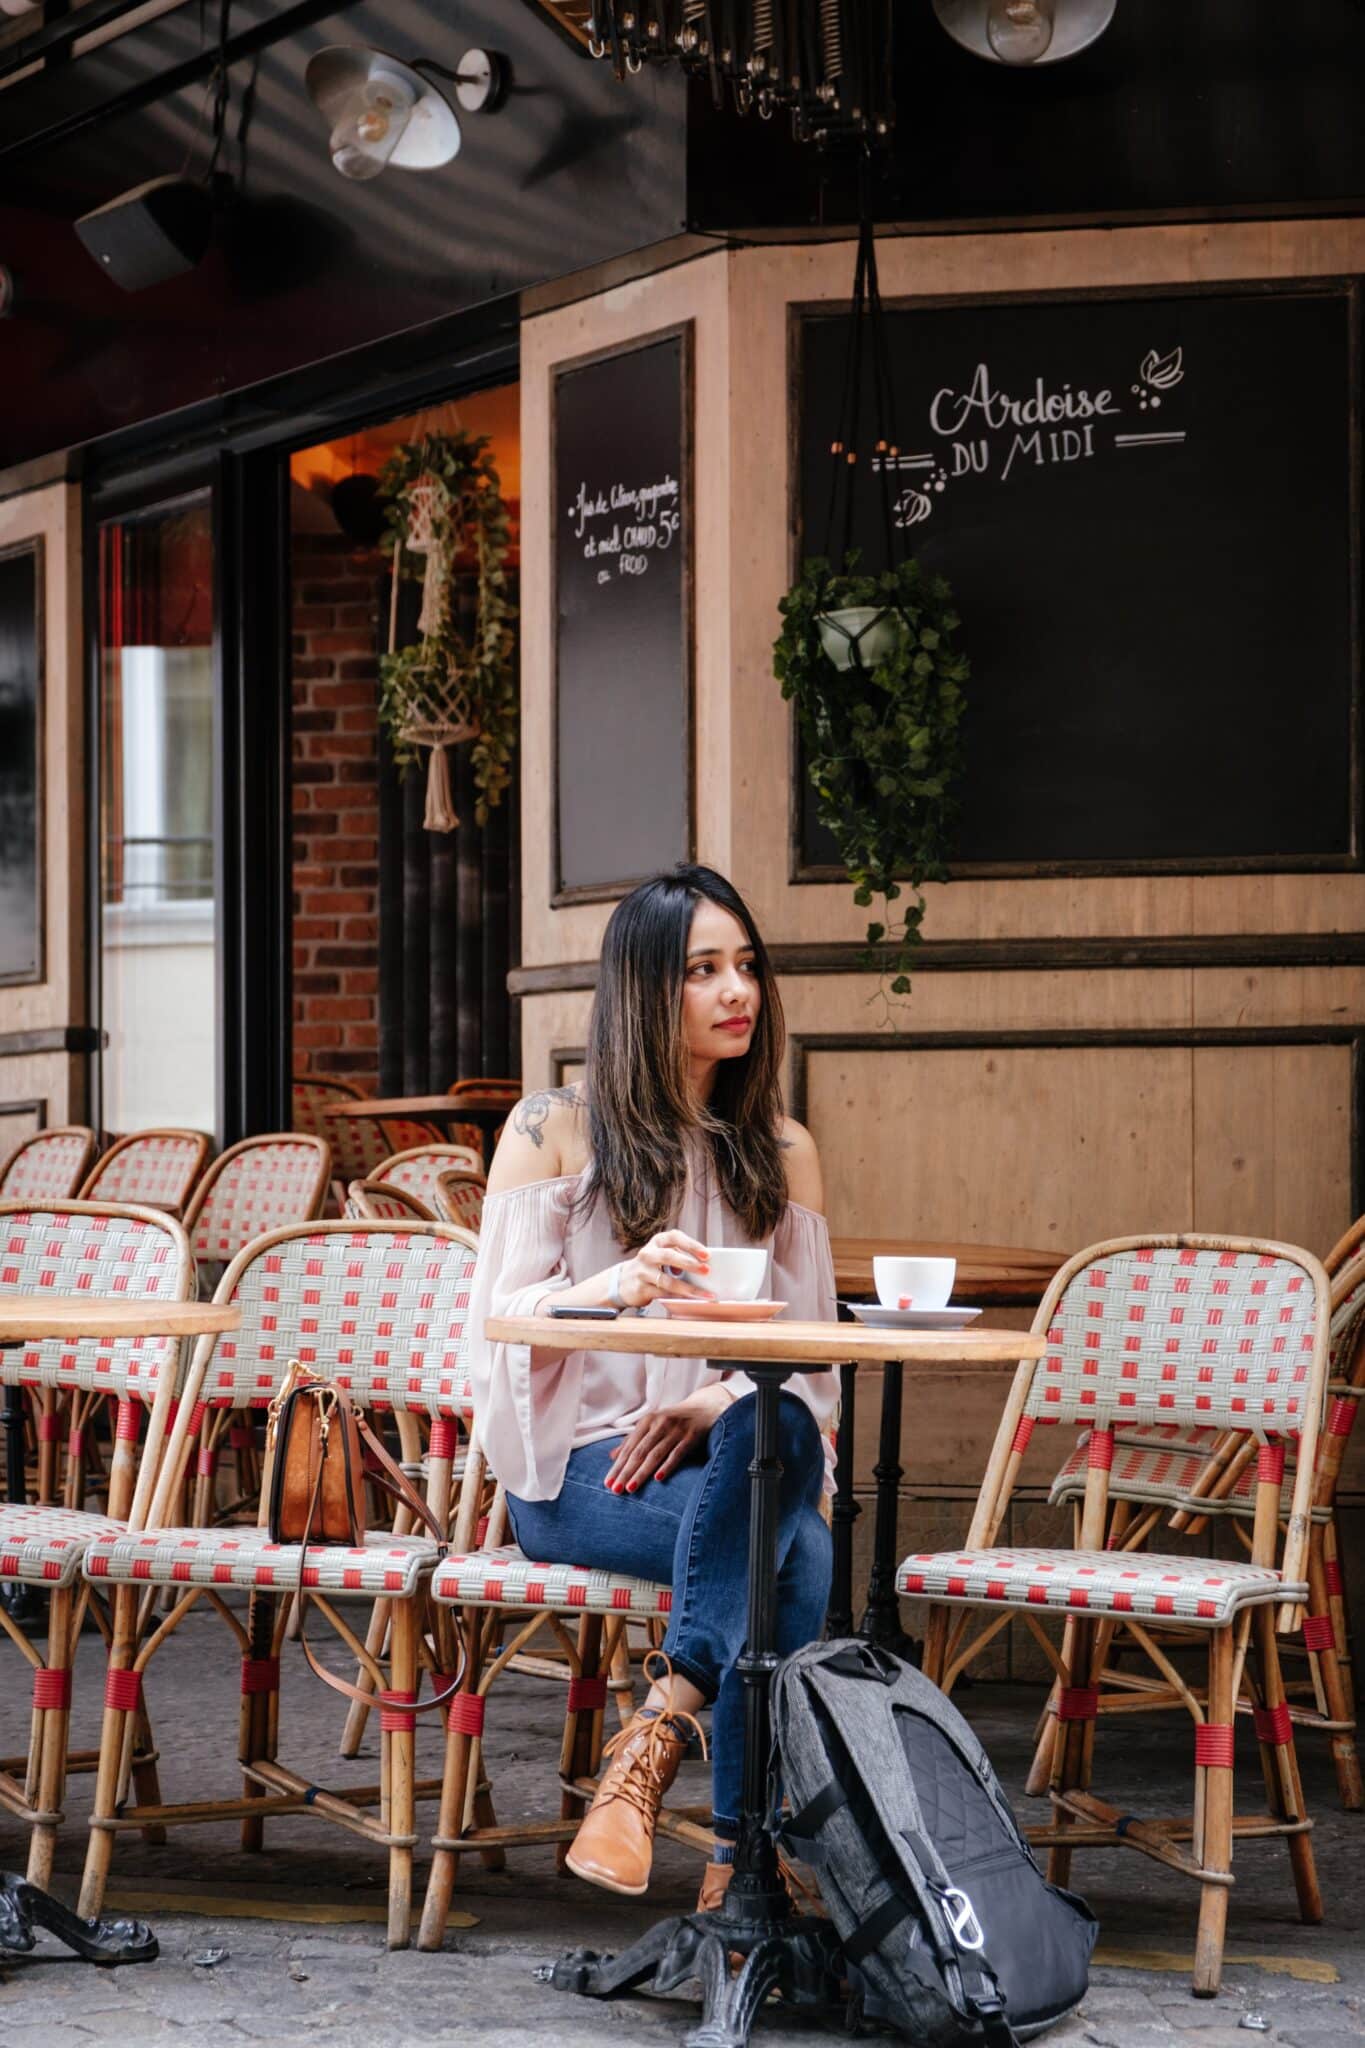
[554,328,691,898]
[797,287,1356,870]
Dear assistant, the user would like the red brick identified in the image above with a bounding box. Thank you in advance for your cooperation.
[337,604,378,628]
[293,918,339,941]
[310,630,375,656]
[338,864,378,888]
[292,761,335,786]
[337,761,376,785]
[294,1024,342,1051]
[308,786,362,812]
[329,838,377,861]
[339,709,376,733]
[293,709,332,734]
[309,996,371,1023]
[294,605,335,631]
[315,944,370,966]
[342,917,378,942]
[306,734,374,761]
[338,812,377,836]
[312,681,375,709]
[302,579,371,605]
[343,969,379,996]
[292,657,335,680]
[295,972,342,996]
[304,890,370,914]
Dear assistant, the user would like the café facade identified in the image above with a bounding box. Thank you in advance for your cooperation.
[3,0,1365,1638]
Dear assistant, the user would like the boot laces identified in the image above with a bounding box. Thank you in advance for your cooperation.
[596,1654,708,1826]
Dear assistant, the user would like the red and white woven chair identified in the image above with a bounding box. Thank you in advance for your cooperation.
[291,1075,442,1210]
[373,1144,483,1209]
[184,1134,331,1291]
[1033,1252,1365,1809]
[79,1129,213,1219]
[910,1235,1330,1997]
[0,1200,194,1886]
[431,1169,485,1236]
[0,1127,98,1202]
[416,1429,693,1954]
[76,1219,480,1948]
[345,1178,436,1223]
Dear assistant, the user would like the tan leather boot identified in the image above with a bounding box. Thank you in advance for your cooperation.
[566,1707,703,1896]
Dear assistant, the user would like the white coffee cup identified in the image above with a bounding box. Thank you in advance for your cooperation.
[701,1246,769,1301]
[873,1256,956,1311]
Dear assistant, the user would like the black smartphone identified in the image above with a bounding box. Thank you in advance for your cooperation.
[549,1305,621,1320]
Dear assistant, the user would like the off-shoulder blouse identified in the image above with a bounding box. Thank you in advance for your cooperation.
[463,1157,839,1502]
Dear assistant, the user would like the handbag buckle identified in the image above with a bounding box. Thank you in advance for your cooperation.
[940,1886,985,1952]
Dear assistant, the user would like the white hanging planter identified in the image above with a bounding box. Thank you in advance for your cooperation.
[816,605,903,672]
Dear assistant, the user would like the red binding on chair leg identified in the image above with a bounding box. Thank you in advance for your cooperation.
[1194,1723,1236,1769]
[380,1690,417,1733]
[67,1425,85,1460]
[105,1669,142,1713]
[1087,1428,1115,1471]
[1325,1558,1345,1597]
[1057,1686,1099,1721]
[37,1413,60,1443]
[33,1667,73,1711]
[1011,1416,1035,1456]
[1302,1614,1337,1654]
[428,1418,457,1461]
[1258,1442,1286,1485]
[241,1657,280,1694]
[1254,1702,1293,1747]
[116,1400,140,1443]
[567,1674,609,1714]
[1328,1397,1358,1439]
[447,1691,486,1736]
[196,1446,218,1478]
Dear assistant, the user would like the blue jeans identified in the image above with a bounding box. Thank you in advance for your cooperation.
[506,1390,831,1836]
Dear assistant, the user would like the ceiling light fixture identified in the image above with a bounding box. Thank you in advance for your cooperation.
[932,0,1116,65]
[304,46,507,183]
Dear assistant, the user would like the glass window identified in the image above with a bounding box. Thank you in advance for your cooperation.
[96,495,216,1133]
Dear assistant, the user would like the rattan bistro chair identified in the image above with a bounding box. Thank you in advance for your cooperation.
[431,1169,485,1235]
[184,1134,331,1283]
[906,1236,1330,1997]
[79,1129,213,1218]
[1033,1252,1365,1810]
[0,1200,194,1886]
[0,1127,98,1202]
[1327,1211,1365,1279]
[77,1220,480,1948]
[291,1075,443,1209]
[374,1144,483,1208]
[346,1178,436,1223]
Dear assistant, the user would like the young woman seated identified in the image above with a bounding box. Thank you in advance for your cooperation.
[464,863,836,1905]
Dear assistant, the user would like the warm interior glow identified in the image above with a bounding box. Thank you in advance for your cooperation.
[290,384,521,507]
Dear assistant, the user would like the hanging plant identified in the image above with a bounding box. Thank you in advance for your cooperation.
[775,552,968,996]
[376,431,517,830]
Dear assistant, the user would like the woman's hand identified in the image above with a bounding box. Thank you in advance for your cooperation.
[617,1229,712,1309]
[605,1386,733,1492]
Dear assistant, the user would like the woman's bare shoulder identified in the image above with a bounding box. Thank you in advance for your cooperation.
[487,1085,590,1193]
[778,1116,824,1213]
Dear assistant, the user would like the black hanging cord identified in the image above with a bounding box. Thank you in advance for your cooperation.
[205,0,231,184]
[822,148,900,573]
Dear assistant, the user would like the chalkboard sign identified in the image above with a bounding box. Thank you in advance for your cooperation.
[796,285,1358,872]
[0,540,42,985]
[553,327,692,900]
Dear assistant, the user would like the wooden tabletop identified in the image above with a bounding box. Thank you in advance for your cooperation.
[487,1314,1044,1371]
[830,1237,1064,1307]
[0,1296,242,1343]
[334,1095,511,1121]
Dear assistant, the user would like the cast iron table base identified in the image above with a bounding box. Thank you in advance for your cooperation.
[539,1361,853,2047]
[0,1874,158,1965]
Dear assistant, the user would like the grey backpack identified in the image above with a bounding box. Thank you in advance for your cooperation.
[773,1639,1097,2045]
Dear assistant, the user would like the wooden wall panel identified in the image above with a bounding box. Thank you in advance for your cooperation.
[1192,1043,1352,1251]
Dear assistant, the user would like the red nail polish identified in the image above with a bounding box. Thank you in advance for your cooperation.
[627,1481,638,1492]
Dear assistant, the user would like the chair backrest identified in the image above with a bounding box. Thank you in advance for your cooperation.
[0,1125,98,1202]
[375,1144,483,1208]
[432,1168,485,1234]
[184,1134,331,1267]
[184,1220,481,1416]
[446,1077,520,1104]
[80,1129,213,1216]
[291,1073,389,1181]
[1023,1238,1326,1439]
[0,1200,193,1400]
[1326,1211,1365,1278]
[345,1178,435,1222]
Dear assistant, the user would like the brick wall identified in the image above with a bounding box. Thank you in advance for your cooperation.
[291,531,383,1088]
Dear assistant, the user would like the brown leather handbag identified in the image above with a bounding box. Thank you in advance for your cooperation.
[265,1361,463,1710]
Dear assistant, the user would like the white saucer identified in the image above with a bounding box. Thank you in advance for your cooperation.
[660,1299,789,1322]
[844,1302,983,1330]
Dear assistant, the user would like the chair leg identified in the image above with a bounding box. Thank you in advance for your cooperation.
[1325,1514,1355,1721]
[386,1599,419,1950]
[1046,1616,1096,1894]
[77,1587,139,1919]
[339,1599,389,1757]
[556,1616,606,1872]
[417,1625,482,1953]
[1254,1608,1323,1927]
[922,1603,951,1687]
[25,1587,76,1890]
[1304,1539,1362,1810]
[240,1593,278,1853]
[1193,1626,1236,1997]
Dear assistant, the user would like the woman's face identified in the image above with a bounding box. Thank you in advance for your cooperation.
[681,896,761,1069]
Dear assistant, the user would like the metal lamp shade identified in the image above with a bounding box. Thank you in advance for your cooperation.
[932,0,1117,64]
[304,46,461,170]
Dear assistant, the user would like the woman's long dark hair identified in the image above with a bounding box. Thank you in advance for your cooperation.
[583,864,788,1249]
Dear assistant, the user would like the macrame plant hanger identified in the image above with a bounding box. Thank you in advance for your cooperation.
[818,150,904,669]
[386,445,476,833]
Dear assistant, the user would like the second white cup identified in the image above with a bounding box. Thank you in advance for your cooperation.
[873,1256,956,1311]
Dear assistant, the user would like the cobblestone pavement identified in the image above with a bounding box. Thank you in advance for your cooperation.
[2,1604,1363,2045]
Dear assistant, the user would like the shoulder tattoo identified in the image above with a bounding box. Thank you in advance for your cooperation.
[512,1085,583,1150]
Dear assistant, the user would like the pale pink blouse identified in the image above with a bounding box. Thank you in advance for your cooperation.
[464,1157,839,1502]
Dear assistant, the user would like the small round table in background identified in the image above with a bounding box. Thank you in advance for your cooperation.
[334,1093,513,1171]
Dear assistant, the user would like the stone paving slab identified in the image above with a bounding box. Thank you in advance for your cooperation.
[2,1603,1364,2044]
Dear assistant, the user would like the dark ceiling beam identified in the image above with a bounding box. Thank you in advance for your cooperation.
[0,0,362,166]
[0,0,194,84]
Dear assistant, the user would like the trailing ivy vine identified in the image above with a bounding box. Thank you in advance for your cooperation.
[376,431,517,825]
[774,555,969,997]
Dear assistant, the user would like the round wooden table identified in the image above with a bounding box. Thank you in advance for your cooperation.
[831,1236,1064,1308]
[505,1312,1044,2044]
[334,1093,512,1169]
